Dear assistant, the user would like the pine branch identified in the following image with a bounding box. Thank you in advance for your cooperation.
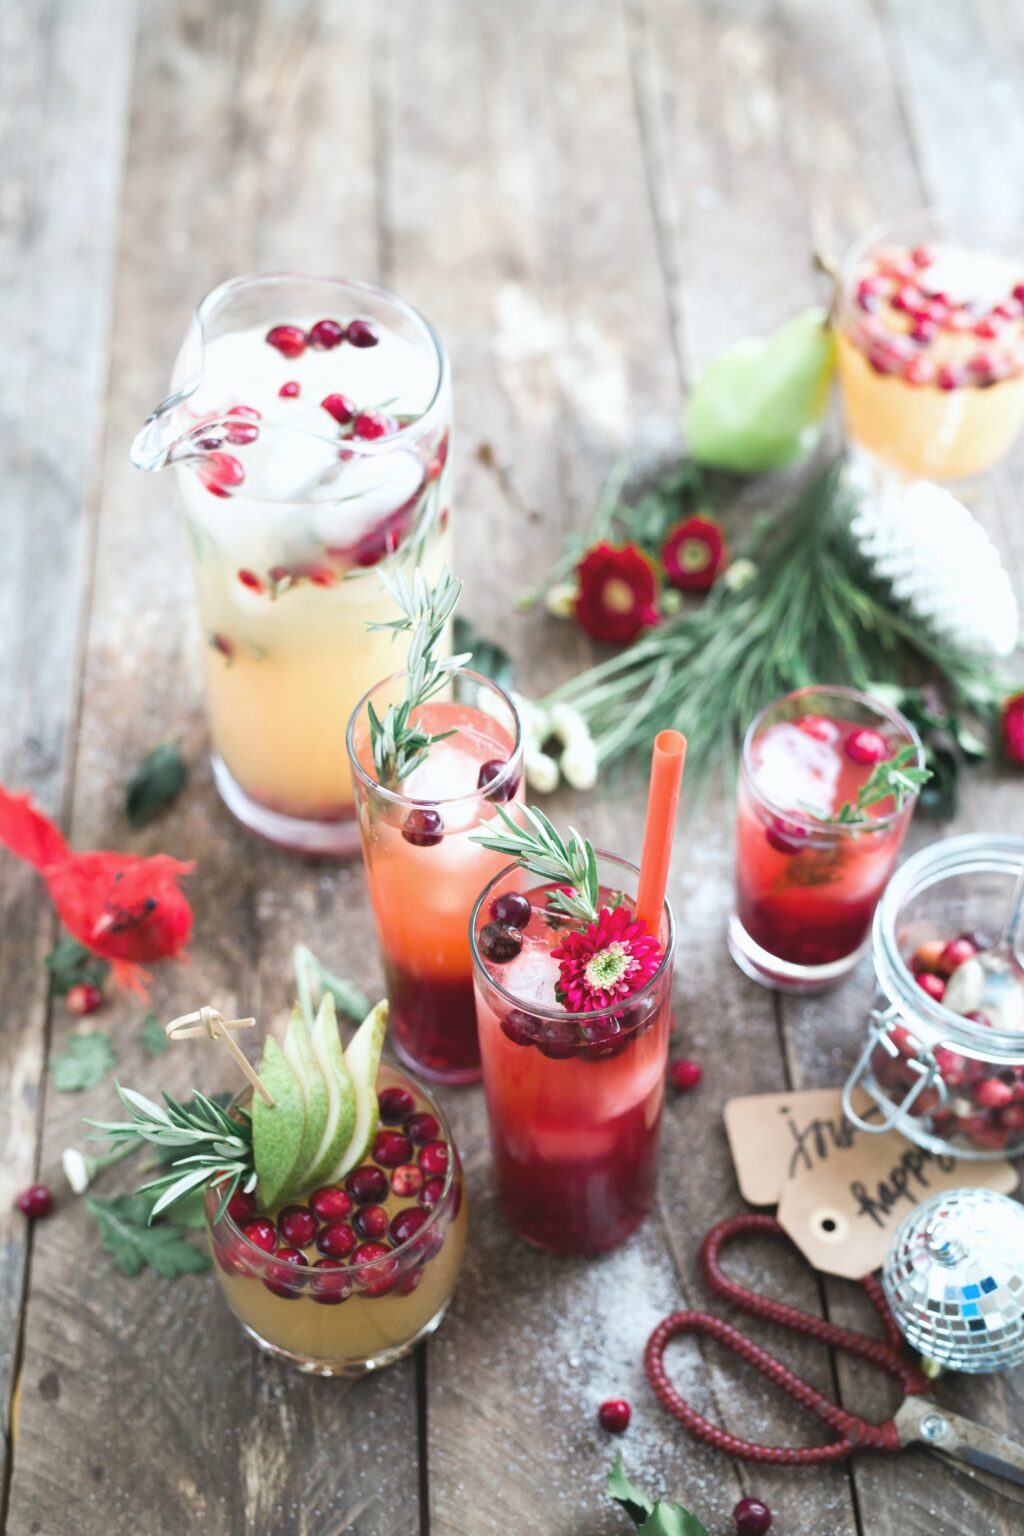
[469,805,600,924]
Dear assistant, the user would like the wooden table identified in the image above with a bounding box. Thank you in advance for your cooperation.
[2,3,1022,1532]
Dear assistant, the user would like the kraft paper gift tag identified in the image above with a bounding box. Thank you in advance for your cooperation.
[724,1086,876,1206]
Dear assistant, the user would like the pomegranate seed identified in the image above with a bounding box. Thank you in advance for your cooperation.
[345,1165,388,1204]
[226,1188,257,1224]
[346,317,379,348]
[197,450,245,497]
[265,324,306,358]
[315,1220,357,1259]
[279,380,301,398]
[211,633,234,660]
[845,727,890,764]
[598,1399,631,1434]
[500,1009,536,1048]
[353,409,396,440]
[392,1163,424,1197]
[237,569,264,593]
[405,1113,440,1144]
[917,972,946,1003]
[903,356,936,386]
[308,318,345,350]
[304,564,337,588]
[733,1497,773,1535]
[378,1086,415,1123]
[911,939,946,974]
[321,392,357,425]
[477,759,519,801]
[937,937,977,977]
[16,1184,53,1219]
[373,1130,414,1168]
[478,921,524,964]
[263,1246,308,1299]
[390,1206,428,1246]
[402,807,444,847]
[311,1257,352,1305]
[670,1058,703,1092]
[419,1177,445,1210]
[66,983,102,1017]
[353,1203,389,1240]
[974,1078,1013,1110]
[937,364,963,390]
[278,1205,319,1248]
[240,1217,278,1253]
[419,1140,449,1176]
[309,1186,353,1222]
[490,892,532,929]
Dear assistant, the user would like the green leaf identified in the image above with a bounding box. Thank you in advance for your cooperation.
[607,1460,709,1535]
[453,616,514,691]
[51,1032,117,1092]
[45,934,109,998]
[138,1011,168,1057]
[125,742,187,828]
[84,1192,210,1278]
[607,1456,655,1523]
[688,307,836,473]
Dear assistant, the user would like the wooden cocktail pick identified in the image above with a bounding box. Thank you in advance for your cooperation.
[165,1005,274,1106]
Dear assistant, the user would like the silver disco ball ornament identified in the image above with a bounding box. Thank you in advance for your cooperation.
[883,1188,1024,1373]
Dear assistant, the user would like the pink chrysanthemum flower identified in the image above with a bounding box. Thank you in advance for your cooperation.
[552,905,662,1012]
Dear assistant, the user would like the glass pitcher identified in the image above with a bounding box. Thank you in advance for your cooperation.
[131,274,452,855]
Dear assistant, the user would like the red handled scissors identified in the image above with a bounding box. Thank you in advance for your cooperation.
[645,1213,1024,1498]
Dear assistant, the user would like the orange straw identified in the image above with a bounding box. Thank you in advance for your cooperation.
[635,730,687,935]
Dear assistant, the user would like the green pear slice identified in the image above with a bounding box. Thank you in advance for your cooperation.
[252,1036,307,1209]
[324,1000,388,1185]
[303,993,358,1189]
[283,1002,329,1188]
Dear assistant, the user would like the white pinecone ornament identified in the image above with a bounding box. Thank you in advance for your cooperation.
[851,481,1020,658]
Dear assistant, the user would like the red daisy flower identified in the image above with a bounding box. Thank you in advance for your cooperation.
[552,905,662,1012]
[661,515,728,592]
[1003,690,1024,765]
[574,542,659,646]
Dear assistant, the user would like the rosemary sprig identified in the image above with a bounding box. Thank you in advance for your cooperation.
[87,1085,255,1223]
[470,804,600,925]
[805,745,931,826]
[366,565,471,785]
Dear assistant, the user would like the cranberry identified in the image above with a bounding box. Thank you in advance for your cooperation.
[974,317,1000,340]
[278,1204,319,1248]
[405,1112,440,1144]
[911,939,946,975]
[263,1246,308,1298]
[579,1016,625,1058]
[419,1177,445,1210]
[402,807,444,847]
[279,380,301,398]
[66,983,102,1017]
[933,1047,968,1087]
[617,992,658,1036]
[970,1122,1009,1152]
[477,759,519,801]
[490,891,532,929]
[1000,1103,1024,1132]
[500,1009,536,1048]
[346,317,379,348]
[733,1497,772,1535]
[390,1206,428,1246]
[670,1058,703,1092]
[225,403,261,444]
[891,285,918,311]
[419,1140,449,1176]
[265,324,306,358]
[598,1398,631,1434]
[937,936,977,977]
[845,727,890,765]
[910,244,934,268]
[373,1129,413,1167]
[937,364,963,391]
[353,1203,389,1240]
[396,1268,424,1297]
[346,1165,389,1204]
[765,817,808,856]
[309,317,345,350]
[974,1078,1013,1110]
[798,714,837,742]
[392,1163,423,1197]
[16,1184,52,1219]
[536,1018,579,1060]
[917,972,946,1003]
[226,1187,257,1224]
[903,356,936,386]
[353,1242,398,1296]
[197,450,244,497]
[311,1257,352,1305]
[478,920,523,963]
[315,1220,357,1259]
[321,392,357,425]
[240,1217,278,1253]
[309,1186,353,1222]
[855,277,880,311]
[353,409,396,439]
[910,318,938,346]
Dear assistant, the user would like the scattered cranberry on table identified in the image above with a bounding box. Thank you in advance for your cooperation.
[16,1184,53,1219]
[65,983,102,1016]
[669,1058,703,1092]
[598,1398,631,1434]
[733,1496,772,1535]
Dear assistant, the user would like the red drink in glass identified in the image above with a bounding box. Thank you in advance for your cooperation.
[471,855,674,1255]
[729,686,923,992]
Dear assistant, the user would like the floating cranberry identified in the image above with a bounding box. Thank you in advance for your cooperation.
[346,1165,389,1204]
[500,1009,536,1048]
[733,1497,772,1535]
[309,1186,353,1222]
[353,1203,389,1240]
[353,1242,398,1296]
[536,1018,579,1060]
[346,317,379,348]
[845,727,890,765]
[390,1206,428,1246]
[226,1187,257,1224]
[598,1398,631,1434]
[670,1058,703,1092]
[402,807,444,847]
[917,972,946,1003]
[617,992,658,1036]
[265,324,306,358]
[405,1112,440,1145]
[279,380,301,398]
[490,891,532,929]
[197,450,245,498]
[579,1016,624,1058]
[396,1267,424,1297]
[321,392,357,425]
[392,1163,423,1197]
[16,1184,52,1219]
[278,1205,319,1248]
[477,758,519,801]
[377,1085,415,1123]
[315,1220,357,1259]
[478,920,523,964]
[309,317,345,350]
[419,1140,449,1176]
[240,1217,278,1253]
[765,818,807,856]
[311,1257,352,1305]
[937,936,977,977]
[974,1077,1013,1110]
[264,1246,308,1298]
[798,715,837,742]
[419,1176,445,1210]
[66,982,102,1017]
[373,1130,414,1168]
[353,409,396,439]
[225,403,261,445]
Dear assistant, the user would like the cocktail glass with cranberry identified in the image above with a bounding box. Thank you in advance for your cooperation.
[347,669,523,1083]
[836,214,1024,481]
[131,274,451,855]
[470,852,675,1256]
[729,686,924,992]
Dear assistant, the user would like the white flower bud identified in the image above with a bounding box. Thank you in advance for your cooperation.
[526,749,560,794]
[549,702,590,749]
[723,558,757,591]
[560,739,599,791]
[62,1147,92,1195]
[545,581,578,619]
[661,589,683,615]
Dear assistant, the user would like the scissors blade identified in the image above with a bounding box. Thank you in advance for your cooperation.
[896,1397,1024,1502]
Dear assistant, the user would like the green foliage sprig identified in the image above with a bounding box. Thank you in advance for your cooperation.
[607,1457,709,1535]
[470,804,600,925]
[807,744,931,825]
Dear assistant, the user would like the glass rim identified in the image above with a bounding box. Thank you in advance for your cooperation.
[469,849,676,1024]
[210,1062,458,1269]
[740,684,925,836]
[838,209,1024,290]
[346,667,523,810]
